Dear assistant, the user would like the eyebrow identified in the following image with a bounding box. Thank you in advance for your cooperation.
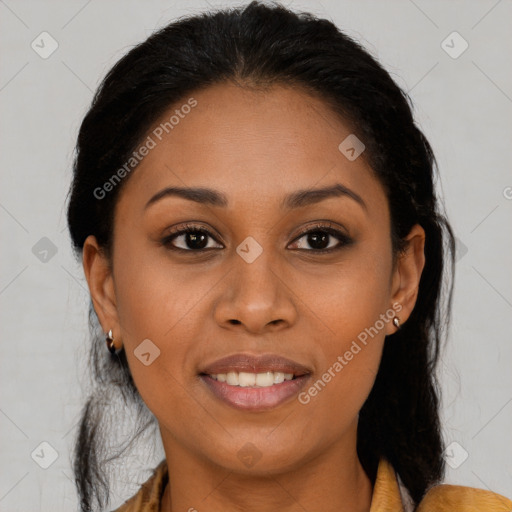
[144,183,366,212]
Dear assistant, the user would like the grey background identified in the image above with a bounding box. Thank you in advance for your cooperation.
[1,0,511,510]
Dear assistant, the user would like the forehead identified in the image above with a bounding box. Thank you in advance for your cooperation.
[116,82,387,216]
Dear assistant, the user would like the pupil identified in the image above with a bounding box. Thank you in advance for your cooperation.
[187,231,208,249]
[308,232,328,249]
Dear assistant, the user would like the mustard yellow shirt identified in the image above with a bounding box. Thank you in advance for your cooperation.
[112,458,512,512]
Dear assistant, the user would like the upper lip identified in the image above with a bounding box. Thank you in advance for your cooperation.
[199,353,311,376]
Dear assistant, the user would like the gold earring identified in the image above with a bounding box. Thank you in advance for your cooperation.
[106,329,117,354]
[392,316,400,329]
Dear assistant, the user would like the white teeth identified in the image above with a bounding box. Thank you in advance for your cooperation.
[238,372,256,387]
[209,371,297,387]
[256,371,274,387]
[273,372,285,384]
[226,371,239,386]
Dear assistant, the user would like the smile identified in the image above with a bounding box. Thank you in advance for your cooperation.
[198,352,312,411]
[199,371,310,411]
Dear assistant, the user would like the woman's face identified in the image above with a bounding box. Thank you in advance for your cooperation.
[84,82,424,474]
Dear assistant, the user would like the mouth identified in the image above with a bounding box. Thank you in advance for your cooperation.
[198,353,312,411]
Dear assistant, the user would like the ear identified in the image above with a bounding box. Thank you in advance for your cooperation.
[82,235,121,347]
[387,224,425,333]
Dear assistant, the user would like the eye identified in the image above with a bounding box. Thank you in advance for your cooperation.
[161,221,352,254]
[161,223,223,252]
[289,222,353,253]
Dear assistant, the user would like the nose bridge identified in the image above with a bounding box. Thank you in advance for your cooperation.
[213,231,297,332]
[233,233,281,303]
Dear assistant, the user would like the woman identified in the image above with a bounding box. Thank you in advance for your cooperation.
[66,2,512,511]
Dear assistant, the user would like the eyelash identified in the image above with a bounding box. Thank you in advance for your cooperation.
[161,222,353,254]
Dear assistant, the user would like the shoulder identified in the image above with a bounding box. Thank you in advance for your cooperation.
[416,483,512,512]
[110,459,168,512]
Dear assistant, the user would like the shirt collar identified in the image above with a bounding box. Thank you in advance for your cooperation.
[116,457,411,512]
[370,458,411,512]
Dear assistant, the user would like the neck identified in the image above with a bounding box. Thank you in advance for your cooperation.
[159,426,373,512]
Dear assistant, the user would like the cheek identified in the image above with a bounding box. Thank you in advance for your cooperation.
[113,276,198,423]
[113,229,213,341]
[296,241,393,421]
[296,341,384,450]
[305,237,393,342]
[297,282,389,441]
[111,231,239,413]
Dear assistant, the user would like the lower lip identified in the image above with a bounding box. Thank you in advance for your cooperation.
[200,374,310,411]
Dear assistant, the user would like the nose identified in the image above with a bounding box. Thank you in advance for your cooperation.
[213,246,298,335]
